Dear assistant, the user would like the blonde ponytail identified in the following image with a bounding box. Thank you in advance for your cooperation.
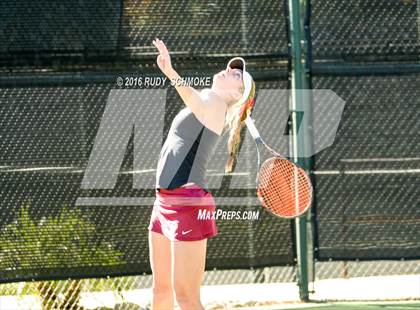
[224,81,256,173]
[224,109,245,173]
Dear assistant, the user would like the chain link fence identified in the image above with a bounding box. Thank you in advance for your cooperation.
[1,0,419,309]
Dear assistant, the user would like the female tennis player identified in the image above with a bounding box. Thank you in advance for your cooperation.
[148,38,255,310]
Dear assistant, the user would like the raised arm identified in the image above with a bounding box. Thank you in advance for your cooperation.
[152,38,208,119]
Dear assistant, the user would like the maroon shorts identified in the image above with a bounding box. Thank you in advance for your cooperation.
[148,183,218,241]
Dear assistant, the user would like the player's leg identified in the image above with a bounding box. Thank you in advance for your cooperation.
[149,231,174,310]
[172,239,207,310]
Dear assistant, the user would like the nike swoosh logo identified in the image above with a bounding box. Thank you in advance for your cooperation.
[182,229,193,235]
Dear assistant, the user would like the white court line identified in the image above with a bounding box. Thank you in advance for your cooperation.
[0,274,418,309]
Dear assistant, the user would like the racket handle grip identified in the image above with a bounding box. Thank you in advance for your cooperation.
[244,116,261,141]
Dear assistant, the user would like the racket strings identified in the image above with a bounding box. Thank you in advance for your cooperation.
[257,158,312,218]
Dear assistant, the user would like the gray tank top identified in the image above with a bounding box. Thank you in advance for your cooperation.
[155,106,220,192]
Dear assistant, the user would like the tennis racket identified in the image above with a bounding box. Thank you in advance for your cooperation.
[244,115,313,218]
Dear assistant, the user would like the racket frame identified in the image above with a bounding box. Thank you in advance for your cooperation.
[245,115,284,170]
[244,115,313,218]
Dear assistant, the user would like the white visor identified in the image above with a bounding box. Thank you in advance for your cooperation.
[226,57,254,107]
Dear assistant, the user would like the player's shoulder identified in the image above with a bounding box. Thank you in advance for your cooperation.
[199,88,225,111]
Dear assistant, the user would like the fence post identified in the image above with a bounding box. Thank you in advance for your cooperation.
[288,0,313,301]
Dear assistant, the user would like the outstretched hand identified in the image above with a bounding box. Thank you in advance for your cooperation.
[152,38,173,77]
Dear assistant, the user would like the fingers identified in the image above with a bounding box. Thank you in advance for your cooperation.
[153,40,164,55]
[152,38,169,56]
